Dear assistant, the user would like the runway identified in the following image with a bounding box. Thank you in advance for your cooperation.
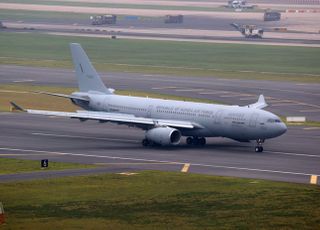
[1,65,320,122]
[0,113,319,184]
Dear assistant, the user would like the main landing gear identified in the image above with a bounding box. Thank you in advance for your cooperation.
[186,137,206,146]
[255,139,264,152]
[142,138,151,147]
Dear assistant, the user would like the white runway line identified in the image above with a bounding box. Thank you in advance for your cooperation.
[0,147,319,177]
[31,132,139,143]
[303,127,320,130]
[299,109,320,113]
[13,79,34,83]
[175,88,206,92]
[152,86,179,90]
[198,91,221,95]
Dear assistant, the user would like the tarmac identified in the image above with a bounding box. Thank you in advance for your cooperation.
[0,113,319,184]
[0,65,319,184]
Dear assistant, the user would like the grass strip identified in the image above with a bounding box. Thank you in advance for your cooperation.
[0,157,95,175]
[1,32,320,83]
[0,171,319,229]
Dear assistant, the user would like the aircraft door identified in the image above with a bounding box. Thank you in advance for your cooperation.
[249,113,259,127]
[147,105,153,118]
[214,110,223,124]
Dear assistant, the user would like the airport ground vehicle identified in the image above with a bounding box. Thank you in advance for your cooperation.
[90,15,117,25]
[231,23,264,38]
[264,11,281,21]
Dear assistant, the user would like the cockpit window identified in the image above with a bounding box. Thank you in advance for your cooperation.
[267,118,281,123]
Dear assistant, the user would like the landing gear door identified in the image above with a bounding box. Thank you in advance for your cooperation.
[249,113,259,127]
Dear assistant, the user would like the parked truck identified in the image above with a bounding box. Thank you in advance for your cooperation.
[264,11,281,21]
[0,21,6,29]
[90,15,117,25]
[164,15,183,24]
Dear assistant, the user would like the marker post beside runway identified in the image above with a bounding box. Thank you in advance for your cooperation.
[41,159,49,169]
[310,175,318,185]
[0,202,5,225]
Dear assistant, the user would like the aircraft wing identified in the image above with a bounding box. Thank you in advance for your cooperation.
[10,102,200,130]
[246,95,268,109]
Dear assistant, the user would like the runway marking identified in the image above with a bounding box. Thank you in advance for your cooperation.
[175,88,205,92]
[32,132,320,158]
[265,150,320,158]
[299,109,320,113]
[303,127,320,130]
[13,79,34,83]
[118,172,138,176]
[0,153,51,156]
[95,162,176,165]
[0,147,318,177]
[0,90,30,94]
[270,103,300,107]
[181,163,190,173]
[219,94,241,98]
[31,132,139,143]
[198,91,221,95]
[152,86,178,90]
[310,175,318,184]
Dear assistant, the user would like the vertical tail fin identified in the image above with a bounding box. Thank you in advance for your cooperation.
[70,43,112,94]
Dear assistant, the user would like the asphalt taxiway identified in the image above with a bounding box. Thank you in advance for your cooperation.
[1,65,319,121]
[0,113,319,184]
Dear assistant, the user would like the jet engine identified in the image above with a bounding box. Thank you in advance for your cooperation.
[146,127,181,146]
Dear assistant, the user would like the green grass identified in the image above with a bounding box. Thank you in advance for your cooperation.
[1,32,319,83]
[0,158,95,175]
[0,84,78,112]
[0,9,91,22]
[0,171,319,229]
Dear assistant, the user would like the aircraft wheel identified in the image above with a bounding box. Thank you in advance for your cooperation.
[199,137,206,146]
[142,138,150,147]
[255,146,263,152]
[186,137,193,145]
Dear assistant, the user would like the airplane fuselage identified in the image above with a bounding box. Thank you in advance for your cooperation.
[85,93,287,141]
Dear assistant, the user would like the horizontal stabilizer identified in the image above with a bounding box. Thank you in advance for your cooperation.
[10,101,25,112]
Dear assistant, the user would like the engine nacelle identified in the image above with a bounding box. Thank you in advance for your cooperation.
[146,127,181,146]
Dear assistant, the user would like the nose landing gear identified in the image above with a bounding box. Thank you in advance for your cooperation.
[255,139,264,152]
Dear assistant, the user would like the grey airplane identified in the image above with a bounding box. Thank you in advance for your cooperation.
[11,43,287,152]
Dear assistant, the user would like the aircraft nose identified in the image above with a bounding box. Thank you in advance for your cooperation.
[277,122,287,136]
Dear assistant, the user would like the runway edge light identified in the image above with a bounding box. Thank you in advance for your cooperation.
[0,202,5,225]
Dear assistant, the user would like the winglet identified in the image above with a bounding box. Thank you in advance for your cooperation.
[247,95,268,109]
[10,101,26,112]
